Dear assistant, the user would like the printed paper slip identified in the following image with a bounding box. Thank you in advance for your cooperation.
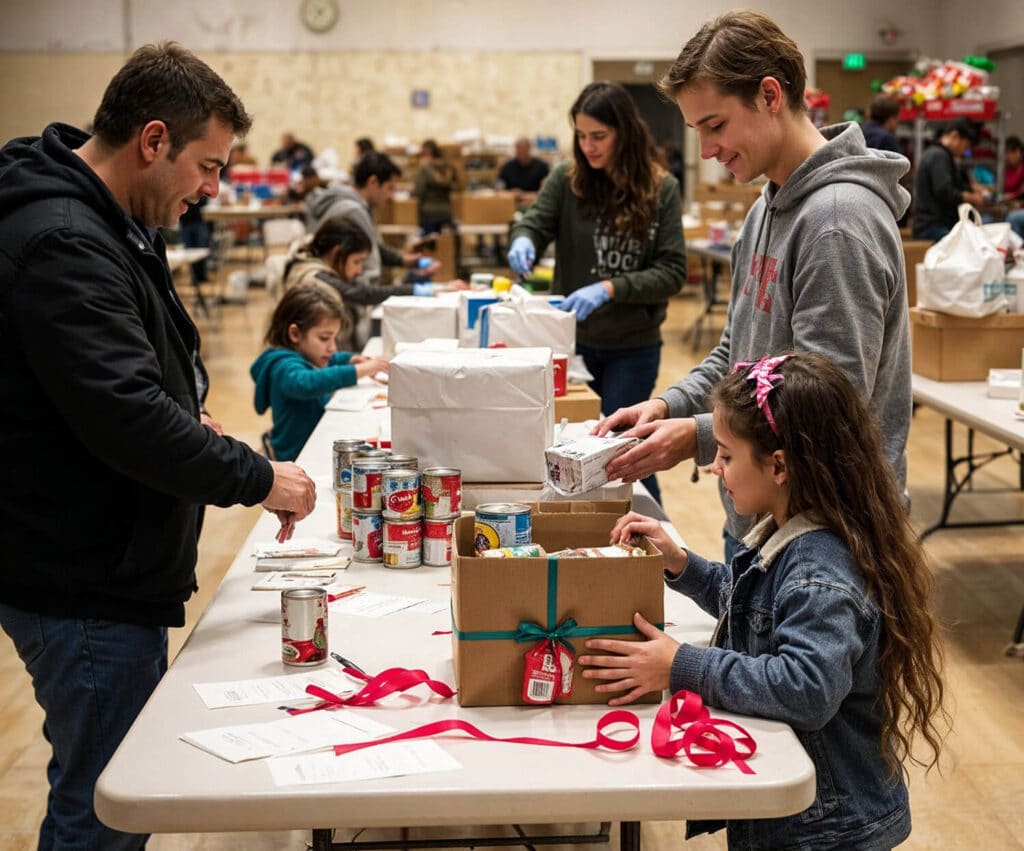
[181,709,395,763]
[325,384,387,412]
[253,538,342,559]
[194,668,360,709]
[328,592,428,618]
[268,740,461,786]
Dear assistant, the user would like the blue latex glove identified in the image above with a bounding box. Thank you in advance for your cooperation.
[412,282,434,296]
[559,282,611,321]
[507,236,536,276]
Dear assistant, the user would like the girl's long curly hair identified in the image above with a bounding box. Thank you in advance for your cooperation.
[713,352,948,775]
[568,81,664,241]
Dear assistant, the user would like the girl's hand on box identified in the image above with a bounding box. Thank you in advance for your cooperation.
[579,613,678,706]
[610,511,687,576]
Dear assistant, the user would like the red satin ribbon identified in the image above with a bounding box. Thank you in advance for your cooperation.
[333,709,640,756]
[285,666,456,715]
[651,690,756,774]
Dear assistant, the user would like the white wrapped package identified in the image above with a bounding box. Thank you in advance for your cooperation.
[478,299,575,351]
[544,435,639,495]
[457,291,501,347]
[380,295,458,357]
[389,347,554,482]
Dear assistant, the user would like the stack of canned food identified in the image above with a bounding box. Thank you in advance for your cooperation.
[332,439,462,568]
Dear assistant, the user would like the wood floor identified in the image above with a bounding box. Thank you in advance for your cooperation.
[0,265,1022,850]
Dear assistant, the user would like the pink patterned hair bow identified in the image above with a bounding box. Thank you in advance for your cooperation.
[730,354,795,436]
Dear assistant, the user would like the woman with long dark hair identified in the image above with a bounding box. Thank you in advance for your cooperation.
[509,81,687,503]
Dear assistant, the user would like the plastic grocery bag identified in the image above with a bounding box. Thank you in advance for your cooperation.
[917,204,1007,317]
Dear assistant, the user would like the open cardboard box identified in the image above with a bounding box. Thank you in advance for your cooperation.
[910,307,1024,380]
[451,501,665,707]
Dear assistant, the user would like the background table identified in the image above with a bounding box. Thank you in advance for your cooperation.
[683,239,732,351]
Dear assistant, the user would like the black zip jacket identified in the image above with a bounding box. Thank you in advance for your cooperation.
[0,123,274,626]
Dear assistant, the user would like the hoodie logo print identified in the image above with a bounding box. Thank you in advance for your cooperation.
[744,254,778,313]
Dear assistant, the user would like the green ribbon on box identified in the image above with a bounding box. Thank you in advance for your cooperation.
[452,557,662,650]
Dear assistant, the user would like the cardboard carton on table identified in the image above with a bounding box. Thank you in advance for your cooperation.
[451,502,665,707]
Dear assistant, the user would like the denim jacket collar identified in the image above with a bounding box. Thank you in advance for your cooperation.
[742,511,827,567]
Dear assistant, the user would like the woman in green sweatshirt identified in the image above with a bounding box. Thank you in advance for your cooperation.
[508,81,687,503]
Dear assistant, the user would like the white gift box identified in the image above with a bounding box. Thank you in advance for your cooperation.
[544,435,639,495]
[457,291,501,347]
[380,295,459,357]
[478,298,575,352]
[389,347,554,482]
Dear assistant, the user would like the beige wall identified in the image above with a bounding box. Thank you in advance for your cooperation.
[0,50,583,164]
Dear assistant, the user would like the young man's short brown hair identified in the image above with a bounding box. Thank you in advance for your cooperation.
[92,42,252,155]
[659,10,807,114]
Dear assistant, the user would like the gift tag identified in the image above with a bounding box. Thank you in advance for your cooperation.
[556,643,575,698]
[522,641,559,704]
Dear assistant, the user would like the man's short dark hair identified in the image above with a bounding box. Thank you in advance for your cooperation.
[92,42,252,155]
[1006,135,1022,153]
[947,117,979,146]
[868,95,900,124]
[353,151,401,188]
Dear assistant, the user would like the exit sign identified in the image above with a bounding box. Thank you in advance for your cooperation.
[843,53,866,71]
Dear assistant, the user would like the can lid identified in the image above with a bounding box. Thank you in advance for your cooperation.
[475,502,531,515]
[423,466,462,476]
[351,459,393,469]
[383,467,419,477]
[334,438,370,449]
[281,587,327,600]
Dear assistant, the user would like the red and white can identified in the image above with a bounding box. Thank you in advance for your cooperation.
[334,487,353,540]
[422,517,454,566]
[383,519,422,568]
[352,459,390,510]
[421,467,462,519]
[382,468,422,520]
[552,353,568,397]
[281,588,328,667]
[352,510,384,562]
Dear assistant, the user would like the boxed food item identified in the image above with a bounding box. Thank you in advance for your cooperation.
[389,347,553,482]
[380,295,458,357]
[910,307,1024,380]
[451,502,664,707]
[544,435,639,495]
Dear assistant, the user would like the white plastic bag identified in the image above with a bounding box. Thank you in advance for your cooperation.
[917,204,1007,317]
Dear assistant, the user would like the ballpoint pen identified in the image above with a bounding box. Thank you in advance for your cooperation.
[330,652,367,675]
[326,585,366,603]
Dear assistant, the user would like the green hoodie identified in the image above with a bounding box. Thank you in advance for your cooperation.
[510,163,686,349]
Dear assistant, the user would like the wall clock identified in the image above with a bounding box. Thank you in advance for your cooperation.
[300,0,340,34]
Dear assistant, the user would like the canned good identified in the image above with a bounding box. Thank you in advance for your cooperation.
[281,588,328,666]
[383,519,422,568]
[384,453,418,469]
[474,503,532,554]
[422,517,455,566]
[332,439,371,489]
[481,544,545,558]
[352,510,384,562]
[422,467,462,519]
[334,487,353,540]
[352,459,391,510]
[382,468,422,520]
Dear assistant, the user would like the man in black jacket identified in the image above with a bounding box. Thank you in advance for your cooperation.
[912,117,987,240]
[0,43,315,850]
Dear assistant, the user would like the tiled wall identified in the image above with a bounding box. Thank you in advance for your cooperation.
[1,50,584,165]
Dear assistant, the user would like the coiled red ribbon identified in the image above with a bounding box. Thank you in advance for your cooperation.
[287,669,755,772]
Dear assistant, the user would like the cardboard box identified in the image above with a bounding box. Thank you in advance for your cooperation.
[910,307,1024,380]
[902,239,931,307]
[554,384,602,422]
[544,435,639,495]
[453,191,518,225]
[377,197,418,226]
[380,296,459,357]
[389,347,554,482]
[451,503,664,707]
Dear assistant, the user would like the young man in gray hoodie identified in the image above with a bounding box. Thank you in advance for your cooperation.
[599,10,912,558]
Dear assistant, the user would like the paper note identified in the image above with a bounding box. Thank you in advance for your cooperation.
[181,709,395,763]
[328,592,426,618]
[252,538,342,559]
[254,555,350,572]
[194,667,360,709]
[325,384,387,412]
[268,740,461,786]
[251,573,348,590]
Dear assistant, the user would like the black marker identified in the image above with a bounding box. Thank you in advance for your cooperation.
[330,652,366,675]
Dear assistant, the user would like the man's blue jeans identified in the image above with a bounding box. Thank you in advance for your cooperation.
[0,604,167,851]
[576,341,663,505]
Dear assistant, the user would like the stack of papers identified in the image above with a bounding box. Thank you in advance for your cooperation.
[252,538,350,573]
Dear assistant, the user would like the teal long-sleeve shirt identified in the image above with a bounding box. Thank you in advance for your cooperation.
[509,163,687,349]
[250,348,358,461]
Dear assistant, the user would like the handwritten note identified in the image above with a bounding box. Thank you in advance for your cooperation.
[193,668,360,709]
[268,740,461,786]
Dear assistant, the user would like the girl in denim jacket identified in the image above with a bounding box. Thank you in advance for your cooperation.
[580,352,947,851]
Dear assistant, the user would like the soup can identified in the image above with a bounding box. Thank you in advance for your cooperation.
[281,588,328,666]
[352,459,390,510]
[334,487,353,540]
[422,517,454,566]
[352,509,384,563]
[382,468,422,520]
[382,519,422,569]
[332,438,371,489]
[422,467,462,519]
[474,503,532,554]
